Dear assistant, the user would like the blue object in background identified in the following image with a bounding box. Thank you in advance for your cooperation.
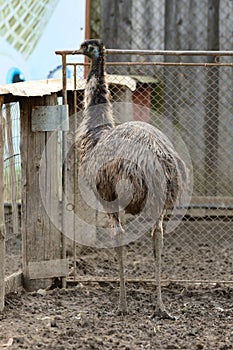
[6,67,25,84]
[47,65,71,79]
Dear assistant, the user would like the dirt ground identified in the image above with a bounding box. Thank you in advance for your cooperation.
[0,283,233,349]
[1,219,233,349]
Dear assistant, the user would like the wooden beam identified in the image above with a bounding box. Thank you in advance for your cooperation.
[20,94,63,291]
[28,259,69,280]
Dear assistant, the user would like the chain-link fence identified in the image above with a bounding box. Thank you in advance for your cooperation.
[57,49,233,285]
[83,0,233,285]
[2,102,21,277]
[3,49,233,285]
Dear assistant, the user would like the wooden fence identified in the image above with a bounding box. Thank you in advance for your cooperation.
[0,81,73,310]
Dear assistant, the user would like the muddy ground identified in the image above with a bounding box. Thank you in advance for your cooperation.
[0,283,233,349]
[1,219,233,349]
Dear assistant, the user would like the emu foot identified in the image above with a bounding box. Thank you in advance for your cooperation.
[116,299,128,316]
[151,308,176,321]
[116,303,128,316]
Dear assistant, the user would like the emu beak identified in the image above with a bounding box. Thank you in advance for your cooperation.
[72,47,84,55]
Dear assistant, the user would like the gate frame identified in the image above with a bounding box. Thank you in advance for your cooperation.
[55,48,233,285]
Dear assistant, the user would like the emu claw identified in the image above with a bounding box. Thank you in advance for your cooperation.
[151,309,176,321]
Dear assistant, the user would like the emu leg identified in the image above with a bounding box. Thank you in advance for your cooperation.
[115,242,127,315]
[111,213,127,315]
[152,214,175,320]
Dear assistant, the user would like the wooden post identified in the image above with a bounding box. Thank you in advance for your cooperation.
[20,94,66,291]
[6,104,19,235]
[0,98,6,311]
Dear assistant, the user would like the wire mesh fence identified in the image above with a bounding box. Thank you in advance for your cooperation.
[3,49,233,284]
[2,102,21,277]
[59,50,233,284]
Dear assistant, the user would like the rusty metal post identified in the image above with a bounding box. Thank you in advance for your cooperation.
[61,52,68,288]
[61,53,67,105]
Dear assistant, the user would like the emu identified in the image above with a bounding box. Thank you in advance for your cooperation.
[75,39,187,319]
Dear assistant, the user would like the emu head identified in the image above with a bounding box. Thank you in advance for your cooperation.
[76,39,104,59]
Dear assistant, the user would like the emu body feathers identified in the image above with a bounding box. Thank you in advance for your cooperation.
[75,39,188,318]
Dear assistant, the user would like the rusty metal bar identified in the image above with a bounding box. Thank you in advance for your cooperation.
[85,0,90,40]
[56,49,233,69]
[66,61,233,67]
[61,53,67,289]
[73,65,77,112]
[73,64,77,281]
[61,53,67,105]
[107,49,233,56]
[56,49,233,57]
[105,61,233,67]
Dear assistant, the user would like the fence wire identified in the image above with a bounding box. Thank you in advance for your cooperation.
[64,52,233,284]
[2,102,21,277]
[3,52,233,284]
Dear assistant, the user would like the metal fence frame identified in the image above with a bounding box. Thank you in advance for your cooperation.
[2,50,233,294]
[54,48,233,285]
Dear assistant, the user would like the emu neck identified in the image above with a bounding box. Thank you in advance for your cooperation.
[78,52,115,156]
[85,53,108,108]
[87,54,105,82]
[83,53,115,131]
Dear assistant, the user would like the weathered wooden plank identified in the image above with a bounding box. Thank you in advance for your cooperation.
[31,105,69,131]
[20,94,63,291]
[0,98,6,311]
[5,270,23,295]
[6,104,19,235]
[28,259,69,280]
